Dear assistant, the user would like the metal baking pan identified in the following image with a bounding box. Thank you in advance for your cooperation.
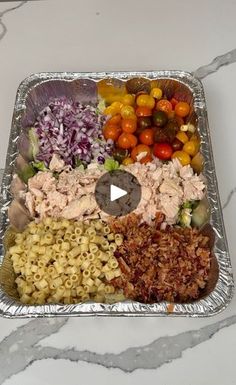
[0,71,234,317]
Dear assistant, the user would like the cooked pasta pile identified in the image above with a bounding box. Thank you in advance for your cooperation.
[9,218,124,305]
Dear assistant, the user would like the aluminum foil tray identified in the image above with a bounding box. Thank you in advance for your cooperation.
[0,71,234,317]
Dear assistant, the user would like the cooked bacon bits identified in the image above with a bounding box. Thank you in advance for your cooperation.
[110,214,211,303]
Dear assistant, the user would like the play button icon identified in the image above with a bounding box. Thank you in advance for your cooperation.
[110,185,127,201]
[95,170,141,217]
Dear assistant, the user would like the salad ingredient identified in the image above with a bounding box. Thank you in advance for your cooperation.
[136,106,152,117]
[172,138,183,151]
[110,214,211,303]
[136,94,155,109]
[152,110,168,127]
[122,94,135,106]
[137,117,152,132]
[191,152,204,173]
[104,158,120,171]
[103,125,121,141]
[126,78,151,94]
[120,105,135,119]
[8,199,31,231]
[175,101,190,117]
[176,131,189,144]
[139,128,154,146]
[183,141,198,157]
[9,218,123,305]
[121,119,137,134]
[34,97,112,167]
[122,157,134,166]
[156,99,173,114]
[113,148,129,163]
[153,143,173,160]
[130,144,151,163]
[117,133,136,149]
[191,199,210,228]
[172,150,191,166]
[150,87,163,100]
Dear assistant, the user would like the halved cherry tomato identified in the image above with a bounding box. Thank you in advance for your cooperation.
[139,128,154,146]
[106,114,122,126]
[131,144,151,163]
[121,118,137,134]
[175,102,190,117]
[136,94,155,109]
[150,87,163,100]
[153,143,173,160]
[156,99,173,114]
[103,125,121,141]
[136,106,152,117]
[172,150,191,166]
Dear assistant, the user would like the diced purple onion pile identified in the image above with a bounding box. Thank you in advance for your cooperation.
[34,97,113,166]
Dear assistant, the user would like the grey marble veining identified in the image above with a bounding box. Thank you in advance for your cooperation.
[1,315,236,383]
[0,1,27,41]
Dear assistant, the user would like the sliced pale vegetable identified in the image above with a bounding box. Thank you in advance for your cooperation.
[191,198,210,228]
[191,152,204,173]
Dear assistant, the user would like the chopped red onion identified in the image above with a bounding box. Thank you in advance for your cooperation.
[34,97,112,166]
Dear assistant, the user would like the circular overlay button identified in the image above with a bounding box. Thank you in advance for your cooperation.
[95,170,141,217]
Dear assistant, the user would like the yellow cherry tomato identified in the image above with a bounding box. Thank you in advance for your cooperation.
[183,141,198,157]
[172,150,191,166]
[110,101,123,114]
[150,87,163,100]
[122,157,134,166]
[176,131,189,144]
[136,94,155,109]
[104,105,117,116]
[120,105,135,119]
[122,94,135,106]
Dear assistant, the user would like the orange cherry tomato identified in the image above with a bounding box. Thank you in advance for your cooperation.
[117,133,137,149]
[156,99,173,114]
[106,114,122,126]
[175,102,190,117]
[139,128,154,146]
[136,106,152,117]
[103,125,121,141]
[131,144,151,163]
[121,118,137,134]
[126,133,138,148]
[140,154,152,164]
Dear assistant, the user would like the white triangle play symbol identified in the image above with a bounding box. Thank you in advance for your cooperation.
[110,184,127,202]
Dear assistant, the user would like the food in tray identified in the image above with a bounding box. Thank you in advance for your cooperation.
[3,77,214,305]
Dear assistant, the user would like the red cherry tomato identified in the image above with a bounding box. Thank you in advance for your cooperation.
[121,118,137,134]
[139,128,154,146]
[156,99,173,114]
[103,125,121,141]
[153,143,173,160]
[136,106,152,117]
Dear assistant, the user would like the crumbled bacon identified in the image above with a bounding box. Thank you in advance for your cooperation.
[110,214,211,303]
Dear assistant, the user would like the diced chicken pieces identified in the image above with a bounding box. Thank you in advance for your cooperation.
[183,176,205,201]
[159,178,183,197]
[47,191,67,210]
[49,154,65,172]
[179,165,194,179]
[25,192,35,216]
[8,199,31,231]
[159,194,181,223]
[28,171,55,192]
[61,194,97,219]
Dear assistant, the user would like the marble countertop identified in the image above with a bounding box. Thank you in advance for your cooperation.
[0,1,236,384]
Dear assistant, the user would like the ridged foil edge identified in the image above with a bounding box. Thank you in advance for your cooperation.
[0,70,234,317]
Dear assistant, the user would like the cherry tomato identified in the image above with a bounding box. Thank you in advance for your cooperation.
[122,94,135,106]
[175,102,190,117]
[136,94,155,109]
[139,128,154,146]
[106,114,122,126]
[104,105,117,116]
[170,98,178,109]
[110,101,123,114]
[172,150,191,166]
[153,143,173,160]
[113,148,129,163]
[172,138,183,151]
[152,110,168,127]
[183,141,198,156]
[127,133,138,148]
[156,99,173,114]
[136,117,152,135]
[150,87,163,100]
[121,118,137,134]
[103,125,121,141]
[131,144,151,163]
[121,105,135,119]
[122,157,134,166]
[136,106,152,117]
[176,131,189,144]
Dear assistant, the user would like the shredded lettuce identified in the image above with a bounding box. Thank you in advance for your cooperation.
[32,161,48,171]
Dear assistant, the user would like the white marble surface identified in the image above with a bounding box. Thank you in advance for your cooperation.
[0,1,236,384]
